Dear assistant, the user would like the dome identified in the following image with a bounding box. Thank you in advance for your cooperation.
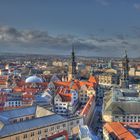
[25,75,43,83]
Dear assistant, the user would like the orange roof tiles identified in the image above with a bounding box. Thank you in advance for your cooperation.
[80,95,95,116]
[0,76,8,80]
[55,78,96,91]
[24,88,38,93]
[104,122,136,140]
[0,81,7,85]
[59,93,72,102]
[22,93,34,98]
[13,86,38,93]
[13,87,23,92]
[17,81,25,86]
[17,81,48,87]
[122,122,140,129]
[54,81,70,87]
[88,75,97,83]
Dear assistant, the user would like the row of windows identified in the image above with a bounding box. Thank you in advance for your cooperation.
[16,123,67,140]
[8,101,21,104]
[80,97,88,100]
[114,116,140,122]
[55,103,67,106]
[12,116,34,123]
[122,119,140,122]
[15,119,80,140]
[8,104,22,107]
[56,110,67,113]
[55,107,66,110]
[115,116,140,119]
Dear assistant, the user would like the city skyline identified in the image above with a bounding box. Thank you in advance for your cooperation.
[0,0,140,57]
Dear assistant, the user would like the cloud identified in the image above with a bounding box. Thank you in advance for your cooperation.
[95,0,110,6]
[0,25,140,57]
[130,26,140,37]
[134,3,140,10]
[0,26,73,45]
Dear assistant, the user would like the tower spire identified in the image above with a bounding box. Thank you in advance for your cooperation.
[71,44,77,80]
[68,44,77,81]
[120,49,129,88]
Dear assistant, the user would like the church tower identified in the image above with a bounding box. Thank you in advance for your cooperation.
[68,45,77,81]
[90,64,94,76]
[120,50,129,88]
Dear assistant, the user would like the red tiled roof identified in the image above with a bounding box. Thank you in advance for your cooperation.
[80,95,95,116]
[88,75,97,83]
[0,76,8,80]
[22,93,34,98]
[59,93,72,102]
[13,87,24,92]
[122,122,140,129]
[104,122,136,140]
[54,81,70,87]
[0,81,7,85]
[55,78,96,91]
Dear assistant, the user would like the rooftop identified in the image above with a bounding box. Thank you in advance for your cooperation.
[0,105,54,124]
[104,122,136,140]
[0,114,66,138]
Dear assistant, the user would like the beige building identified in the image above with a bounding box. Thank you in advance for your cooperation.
[135,70,140,77]
[102,88,140,123]
[98,73,118,86]
[104,68,117,74]
[129,67,136,76]
[0,106,83,140]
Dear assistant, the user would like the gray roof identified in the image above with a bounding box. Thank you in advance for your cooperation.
[0,106,36,122]
[105,101,140,115]
[103,88,140,115]
[0,114,66,138]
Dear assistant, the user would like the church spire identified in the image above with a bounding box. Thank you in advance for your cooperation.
[90,65,94,76]
[120,49,129,88]
[71,44,77,80]
[68,44,77,81]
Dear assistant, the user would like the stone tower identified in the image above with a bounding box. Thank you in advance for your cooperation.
[120,50,129,88]
[68,45,77,81]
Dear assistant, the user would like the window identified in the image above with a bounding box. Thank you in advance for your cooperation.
[70,122,73,125]
[63,124,66,127]
[20,118,23,122]
[38,130,41,135]
[16,136,20,140]
[57,125,60,129]
[76,120,79,124]
[13,119,17,123]
[51,127,54,131]
[44,128,48,133]
[26,117,29,120]
[31,132,34,137]
[23,134,27,139]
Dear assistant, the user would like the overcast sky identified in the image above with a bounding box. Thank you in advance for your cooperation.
[0,0,140,57]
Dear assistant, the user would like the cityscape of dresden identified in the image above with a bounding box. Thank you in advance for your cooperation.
[0,0,140,140]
